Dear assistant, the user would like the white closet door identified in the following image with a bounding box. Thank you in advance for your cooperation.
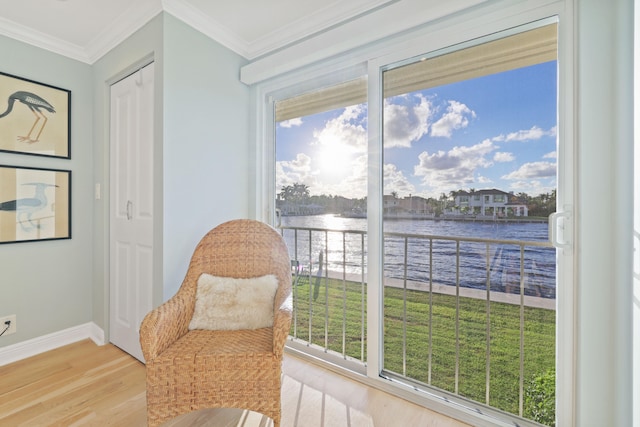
[109,63,154,362]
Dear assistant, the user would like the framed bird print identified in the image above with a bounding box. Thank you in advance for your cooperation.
[0,165,71,244]
[0,71,71,158]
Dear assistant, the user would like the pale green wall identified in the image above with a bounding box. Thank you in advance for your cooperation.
[91,13,251,332]
[91,13,164,334]
[0,36,93,346]
[1,11,250,346]
[162,14,250,298]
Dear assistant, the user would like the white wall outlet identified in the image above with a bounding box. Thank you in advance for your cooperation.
[0,314,16,336]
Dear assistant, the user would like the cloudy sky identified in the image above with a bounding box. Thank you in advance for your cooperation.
[276,60,557,200]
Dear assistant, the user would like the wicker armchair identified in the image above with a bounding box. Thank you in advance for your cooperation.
[139,219,292,427]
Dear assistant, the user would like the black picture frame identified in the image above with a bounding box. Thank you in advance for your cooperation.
[0,164,71,244]
[0,71,71,159]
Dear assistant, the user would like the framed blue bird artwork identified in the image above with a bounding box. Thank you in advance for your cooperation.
[0,165,71,243]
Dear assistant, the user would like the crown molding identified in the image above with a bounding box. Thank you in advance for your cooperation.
[0,15,89,63]
[0,0,401,64]
[162,0,251,58]
[244,0,398,60]
[0,0,486,66]
[86,0,164,64]
[0,0,162,64]
[241,0,488,84]
[164,0,398,60]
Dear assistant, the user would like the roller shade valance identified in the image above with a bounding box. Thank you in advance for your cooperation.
[275,78,367,122]
[383,23,557,98]
[275,23,556,122]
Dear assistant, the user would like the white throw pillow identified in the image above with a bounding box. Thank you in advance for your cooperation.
[188,273,279,331]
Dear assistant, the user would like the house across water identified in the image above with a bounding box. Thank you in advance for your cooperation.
[452,189,529,217]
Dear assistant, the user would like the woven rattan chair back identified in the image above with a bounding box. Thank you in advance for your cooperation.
[140,219,292,427]
[180,218,292,315]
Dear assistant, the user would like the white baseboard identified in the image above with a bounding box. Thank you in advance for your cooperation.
[0,322,106,367]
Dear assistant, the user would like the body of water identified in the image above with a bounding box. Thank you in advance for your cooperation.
[281,214,556,298]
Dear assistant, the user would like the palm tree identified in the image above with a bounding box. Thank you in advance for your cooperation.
[279,183,310,203]
[292,183,310,202]
[278,185,294,201]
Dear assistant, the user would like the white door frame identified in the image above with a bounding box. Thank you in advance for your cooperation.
[108,62,155,362]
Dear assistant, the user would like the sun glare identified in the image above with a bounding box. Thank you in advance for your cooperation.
[315,141,352,182]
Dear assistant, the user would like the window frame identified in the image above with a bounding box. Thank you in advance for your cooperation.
[254,2,575,426]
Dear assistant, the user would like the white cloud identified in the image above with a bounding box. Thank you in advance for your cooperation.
[383,163,416,196]
[508,179,556,197]
[383,94,432,148]
[430,100,476,138]
[494,152,515,162]
[279,117,303,128]
[476,175,492,184]
[314,104,367,152]
[276,153,314,191]
[493,125,555,142]
[501,161,556,180]
[506,126,545,141]
[413,139,496,191]
[543,151,557,159]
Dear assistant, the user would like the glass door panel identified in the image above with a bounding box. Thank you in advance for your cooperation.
[381,24,558,425]
[275,79,369,369]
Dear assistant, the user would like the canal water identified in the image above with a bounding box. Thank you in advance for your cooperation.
[281,214,556,298]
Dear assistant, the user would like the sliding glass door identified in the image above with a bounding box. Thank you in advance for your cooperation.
[378,23,561,424]
[266,14,573,427]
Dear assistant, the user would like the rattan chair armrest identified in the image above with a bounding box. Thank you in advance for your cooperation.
[139,292,194,362]
[272,293,293,357]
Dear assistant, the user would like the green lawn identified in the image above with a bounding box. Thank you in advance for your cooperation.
[290,275,555,420]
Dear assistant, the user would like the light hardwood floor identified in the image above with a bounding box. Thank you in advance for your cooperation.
[0,340,470,427]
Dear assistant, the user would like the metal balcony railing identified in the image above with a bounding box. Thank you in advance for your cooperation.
[279,224,556,420]
[284,226,368,365]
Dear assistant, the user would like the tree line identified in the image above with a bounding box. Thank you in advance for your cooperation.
[278,183,556,217]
